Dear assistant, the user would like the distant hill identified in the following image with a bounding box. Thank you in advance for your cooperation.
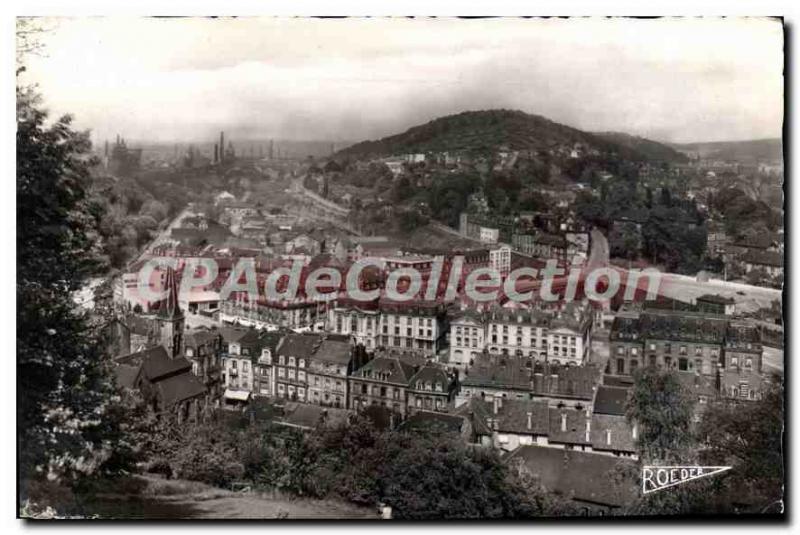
[336,109,687,163]
[596,132,689,164]
[671,138,783,163]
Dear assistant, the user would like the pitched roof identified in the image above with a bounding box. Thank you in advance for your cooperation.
[590,413,636,453]
[113,364,140,390]
[156,373,206,407]
[505,445,637,507]
[116,346,192,382]
[276,332,323,357]
[353,355,417,385]
[408,364,452,392]
[314,337,352,365]
[593,385,629,416]
[548,407,591,446]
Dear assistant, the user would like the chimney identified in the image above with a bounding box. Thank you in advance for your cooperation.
[526,411,532,430]
[561,412,567,432]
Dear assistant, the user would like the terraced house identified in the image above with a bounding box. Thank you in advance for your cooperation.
[274,333,354,407]
[609,304,767,400]
[457,354,602,409]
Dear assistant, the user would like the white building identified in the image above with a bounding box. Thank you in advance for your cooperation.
[489,245,512,276]
[480,226,500,244]
[448,309,486,369]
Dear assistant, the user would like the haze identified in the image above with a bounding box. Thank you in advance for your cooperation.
[20,17,784,146]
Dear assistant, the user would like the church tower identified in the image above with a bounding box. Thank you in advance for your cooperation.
[156,267,185,359]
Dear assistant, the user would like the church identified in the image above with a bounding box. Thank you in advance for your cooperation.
[111,267,209,421]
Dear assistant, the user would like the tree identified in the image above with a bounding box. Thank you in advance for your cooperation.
[626,368,696,463]
[697,378,784,512]
[17,29,127,506]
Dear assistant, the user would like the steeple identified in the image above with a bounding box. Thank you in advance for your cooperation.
[157,267,184,358]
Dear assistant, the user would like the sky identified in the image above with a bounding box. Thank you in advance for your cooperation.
[19,17,784,146]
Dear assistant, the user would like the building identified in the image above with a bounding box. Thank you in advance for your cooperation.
[608,305,767,400]
[376,299,447,357]
[695,294,736,316]
[252,331,285,397]
[609,307,726,377]
[458,354,601,409]
[489,245,512,276]
[274,333,354,408]
[406,363,458,413]
[114,345,207,421]
[348,354,418,417]
[448,309,486,369]
[305,334,352,408]
[504,446,637,514]
[220,327,264,396]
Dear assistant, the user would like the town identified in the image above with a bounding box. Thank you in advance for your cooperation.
[91,119,783,515]
[16,16,785,521]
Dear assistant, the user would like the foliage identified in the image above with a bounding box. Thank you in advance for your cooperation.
[17,85,131,498]
[626,368,696,464]
[140,411,564,518]
[697,378,784,511]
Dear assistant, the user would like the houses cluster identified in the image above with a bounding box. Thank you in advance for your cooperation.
[609,299,769,401]
[459,209,590,266]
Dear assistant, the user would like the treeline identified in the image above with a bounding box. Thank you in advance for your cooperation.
[625,368,784,515]
[133,407,574,520]
[576,178,708,273]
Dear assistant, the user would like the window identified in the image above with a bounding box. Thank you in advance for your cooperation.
[298,359,305,368]
[288,357,295,366]
[678,358,688,371]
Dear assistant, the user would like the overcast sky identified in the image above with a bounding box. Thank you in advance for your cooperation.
[20,17,784,145]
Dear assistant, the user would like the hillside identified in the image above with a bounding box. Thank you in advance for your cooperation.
[671,138,783,163]
[596,132,689,164]
[337,109,685,163]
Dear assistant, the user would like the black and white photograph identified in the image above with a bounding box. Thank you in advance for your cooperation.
[11,10,789,522]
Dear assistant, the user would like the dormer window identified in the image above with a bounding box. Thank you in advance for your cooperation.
[288,356,295,367]
[298,359,305,368]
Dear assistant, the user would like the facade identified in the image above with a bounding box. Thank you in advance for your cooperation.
[348,355,417,416]
[406,364,458,413]
[458,354,601,409]
[489,245,512,276]
[448,309,486,368]
[608,305,767,400]
[274,333,354,407]
[376,299,447,357]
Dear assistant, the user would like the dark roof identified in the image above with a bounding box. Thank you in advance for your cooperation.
[353,355,417,385]
[495,399,550,435]
[548,407,590,446]
[155,373,207,407]
[590,413,636,453]
[116,346,192,382]
[408,364,452,392]
[314,337,352,366]
[505,445,637,507]
[593,385,629,416]
[462,354,599,401]
[113,364,140,390]
[276,333,322,357]
[400,411,465,434]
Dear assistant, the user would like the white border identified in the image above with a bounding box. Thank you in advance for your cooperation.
[2,2,796,534]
